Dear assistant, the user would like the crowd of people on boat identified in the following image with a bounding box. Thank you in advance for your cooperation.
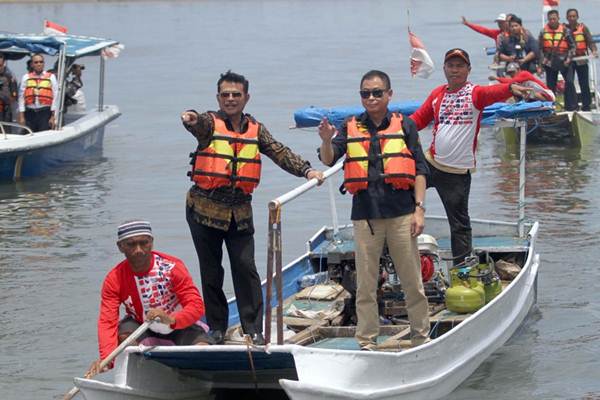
[81,7,595,376]
[463,8,598,111]
[0,52,86,133]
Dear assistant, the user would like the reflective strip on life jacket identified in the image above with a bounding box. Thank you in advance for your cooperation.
[190,113,261,194]
[24,72,53,106]
[572,24,588,56]
[542,24,570,54]
[343,113,415,195]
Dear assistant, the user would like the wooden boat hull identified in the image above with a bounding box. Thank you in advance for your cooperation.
[500,111,597,148]
[0,106,120,181]
[74,218,539,400]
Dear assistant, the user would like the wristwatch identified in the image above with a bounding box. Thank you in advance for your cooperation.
[416,201,426,212]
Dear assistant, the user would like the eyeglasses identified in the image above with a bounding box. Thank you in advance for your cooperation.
[359,89,386,99]
[219,91,243,99]
[32,61,45,64]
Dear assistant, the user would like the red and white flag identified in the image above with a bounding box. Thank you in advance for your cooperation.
[409,30,434,79]
[542,0,559,12]
[43,20,68,35]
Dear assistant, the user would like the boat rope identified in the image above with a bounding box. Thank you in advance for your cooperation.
[244,334,259,393]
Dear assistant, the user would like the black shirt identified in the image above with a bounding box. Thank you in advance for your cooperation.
[320,111,429,221]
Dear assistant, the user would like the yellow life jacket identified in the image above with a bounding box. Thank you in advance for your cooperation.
[542,24,569,54]
[572,23,588,56]
[189,113,261,194]
[343,113,415,195]
[24,72,53,106]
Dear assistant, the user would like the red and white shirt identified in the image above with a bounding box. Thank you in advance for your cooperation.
[98,251,205,360]
[410,82,511,170]
[496,71,555,101]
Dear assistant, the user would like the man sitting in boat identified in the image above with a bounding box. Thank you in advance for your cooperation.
[565,8,598,111]
[318,70,430,351]
[410,49,529,266]
[0,52,18,124]
[539,9,577,111]
[490,62,555,102]
[65,63,86,113]
[86,220,210,377]
[497,16,539,74]
[181,71,324,346]
[17,54,58,132]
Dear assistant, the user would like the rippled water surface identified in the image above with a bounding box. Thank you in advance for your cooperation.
[1,1,600,399]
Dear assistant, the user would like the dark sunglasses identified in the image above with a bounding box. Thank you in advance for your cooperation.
[359,89,386,99]
[219,91,243,99]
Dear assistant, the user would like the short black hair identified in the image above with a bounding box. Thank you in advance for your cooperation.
[566,8,578,17]
[510,16,522,26]
[217,70,249,94]
[0,52,5,60]
[547,9,559,19]
[360,70,391,90]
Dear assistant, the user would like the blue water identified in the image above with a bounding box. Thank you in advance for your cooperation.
[1,1,600,399]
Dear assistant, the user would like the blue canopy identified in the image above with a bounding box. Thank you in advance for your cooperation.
[0,33,119,59]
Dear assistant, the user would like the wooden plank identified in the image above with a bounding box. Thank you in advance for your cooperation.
[376,327,412,350]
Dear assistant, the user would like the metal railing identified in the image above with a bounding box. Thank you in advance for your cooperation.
[0,121,34,139]
[264,162,343,345]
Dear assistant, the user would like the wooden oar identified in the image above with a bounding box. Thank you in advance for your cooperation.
[62,320,154,400]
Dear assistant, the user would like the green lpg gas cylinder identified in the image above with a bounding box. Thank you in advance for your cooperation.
[445,268,485,314]
[481,267,502,303]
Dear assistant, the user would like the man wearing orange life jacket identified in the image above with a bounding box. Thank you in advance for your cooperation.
[181,71,323,346]
[17,54,58,132]
[319,70,430,351]
[566,8,598,111]
[539,9,577,111]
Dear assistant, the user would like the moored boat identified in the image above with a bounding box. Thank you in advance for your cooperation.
[0,33,122,181]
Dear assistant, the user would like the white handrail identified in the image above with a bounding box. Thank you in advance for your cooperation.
[268,162,343,210]
[0,121,34,139]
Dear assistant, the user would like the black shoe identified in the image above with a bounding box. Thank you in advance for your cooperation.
[208,330,225,345]
[249,332,265,345]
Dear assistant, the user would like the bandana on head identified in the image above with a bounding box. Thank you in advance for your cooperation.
[117,220,153,242]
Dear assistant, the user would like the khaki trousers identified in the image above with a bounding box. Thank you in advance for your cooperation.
[354,215,430,348]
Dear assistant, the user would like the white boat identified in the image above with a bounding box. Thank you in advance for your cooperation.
[0,33,121,181]
[72,149,540,399]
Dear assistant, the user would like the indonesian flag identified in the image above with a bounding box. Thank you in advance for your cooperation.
[409,29,434,79]
[43,20,67,35]
[543,0,559,12]
[101,44,125,59]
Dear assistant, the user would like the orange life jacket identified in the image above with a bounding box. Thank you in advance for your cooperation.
[343,113,415,195]
[571,23,589,56]
[189,113,261,194]
[24,72,53,107]
[542,24,570,54]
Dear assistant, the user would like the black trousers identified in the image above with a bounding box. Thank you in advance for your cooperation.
[426,161,472,265]
[186,207,263,335]
[573,62,591,110]
[24,107,52,132]
[544,65,577,111]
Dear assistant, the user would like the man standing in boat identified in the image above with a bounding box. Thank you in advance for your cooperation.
[539,10,577,111]
[86,221,210,377]
[17,53,58,132]
[318,70,430,351]
[0,52,18,124]
[181,71,324,346]
[410,49,529,266]
[565,8,598,111]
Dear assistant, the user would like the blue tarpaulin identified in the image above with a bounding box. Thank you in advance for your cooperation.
[0,33,119,59]
[294,101,421,129]
[294,100,554,129]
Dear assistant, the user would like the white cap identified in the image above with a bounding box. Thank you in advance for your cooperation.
[495,13,507,22]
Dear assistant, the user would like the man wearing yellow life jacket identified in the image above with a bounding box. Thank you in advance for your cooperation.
[181,71,323,346]
[17,54,58,132]
[566,8,598,111]
[319,70,430,351]
[539,9,577,111]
